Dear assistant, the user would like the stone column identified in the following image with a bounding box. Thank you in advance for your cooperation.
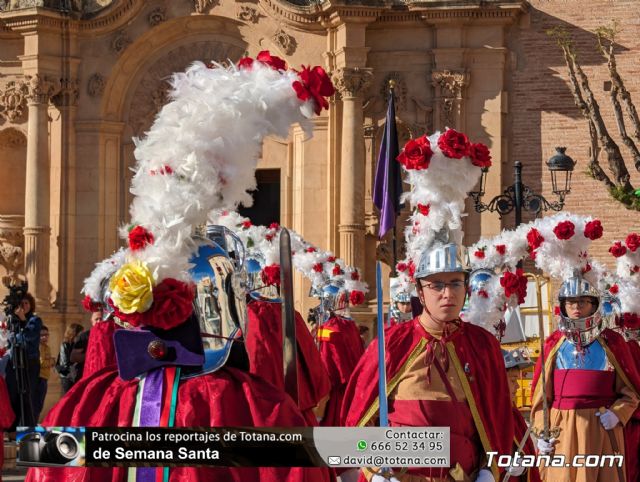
[23,74,60,306]
[332,67,372,269]
[53,78,79,311]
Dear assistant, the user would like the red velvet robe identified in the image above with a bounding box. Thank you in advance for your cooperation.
[0,375,16,482]
[245,301,331,424]
[82,320,118,380]
[317,316,364,426]
[25,365,332,482]
[624,339,640,482]
[341,318,514,480]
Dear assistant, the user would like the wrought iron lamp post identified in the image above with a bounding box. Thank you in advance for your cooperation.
[468,147,576,228]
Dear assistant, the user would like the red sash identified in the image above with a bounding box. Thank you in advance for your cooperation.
[552,369,616,410]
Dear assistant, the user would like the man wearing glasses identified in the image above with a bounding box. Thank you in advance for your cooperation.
[342,240,515,482]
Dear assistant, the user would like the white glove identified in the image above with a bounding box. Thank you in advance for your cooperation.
[506,464,526,477]
[596,409,620,430]
[536,437,557,455]
[371,474,400,482]
[475,469,495,482]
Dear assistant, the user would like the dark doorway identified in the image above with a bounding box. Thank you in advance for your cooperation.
[238,168,281,226]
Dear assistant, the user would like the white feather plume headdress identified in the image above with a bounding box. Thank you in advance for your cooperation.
[81,52,336,329]
[211,210,369,305]
[608,232,640,328]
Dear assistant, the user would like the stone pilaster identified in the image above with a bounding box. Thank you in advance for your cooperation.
[53,78,79,311]
[332,67,372,269]
[23,73,60,306]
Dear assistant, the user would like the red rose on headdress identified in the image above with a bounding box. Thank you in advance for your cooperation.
[292,65,335,115]
[397,135,432,170]
[584,220,603,240]
[269,222,280,230]
[408,260,416,279]
[327,256,336,262]
[626,233,640,252]
[610,241,627,258]
[256,50,287,71]
[582,263,592,274]
[474,250,485,259]
[313,263,324,273]
[81,295,102,313]
[306,247,317,253]
[609,284,619,295]
[396,262,408,272]
[495,244,506,256]
[553,221,575,240]
[500,269,527,304]
[114,279,194,331]
[477,289,489,298]
[468,143,492,168]
[527,228,544,250]
[351,271,360,281]
[265,233,275,242]
[349,290,365,306]
[237,57,254,70]
[633,266,640,273]
[128,226,154,251]
[242,220,252,229]
[332,264,342,276]
[417,203,430,216]
[438,129,470,159]
[261,264,281,287]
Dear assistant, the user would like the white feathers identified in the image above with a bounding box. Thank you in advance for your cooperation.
[82,59,319,299]
[400,130,484,264]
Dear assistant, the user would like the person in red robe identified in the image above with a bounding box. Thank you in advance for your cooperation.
[0,369,16,482]
[26,243,333,482]
[245,299,331,425]
[342,240,515,482]
[316,314,364,426]
[531,287,640,482]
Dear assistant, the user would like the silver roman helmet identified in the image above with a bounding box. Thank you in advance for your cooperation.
[557,272,603,348]
[186,231,249,376]
[390,277,415,323]
[414,230,470,281]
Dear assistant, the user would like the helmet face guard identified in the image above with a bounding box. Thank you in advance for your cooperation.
[557,274,603,349]
[187,237,248,376]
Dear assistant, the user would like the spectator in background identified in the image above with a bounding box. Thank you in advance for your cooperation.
[55,323,83,394]
[5,292,42,428]
[34,325,53,422]
[70,309,103,381]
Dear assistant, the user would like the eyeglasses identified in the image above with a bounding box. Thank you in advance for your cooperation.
[421,281,466,292]
[564,299,594,308]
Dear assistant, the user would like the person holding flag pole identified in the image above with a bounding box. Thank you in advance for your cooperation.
[341,129,515,482]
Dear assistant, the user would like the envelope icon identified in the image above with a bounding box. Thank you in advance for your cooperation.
[328,456,341,465]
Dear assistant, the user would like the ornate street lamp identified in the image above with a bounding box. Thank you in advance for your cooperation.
[468,147,575,227]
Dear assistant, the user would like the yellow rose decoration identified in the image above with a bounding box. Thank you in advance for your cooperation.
[109,259,155,314]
